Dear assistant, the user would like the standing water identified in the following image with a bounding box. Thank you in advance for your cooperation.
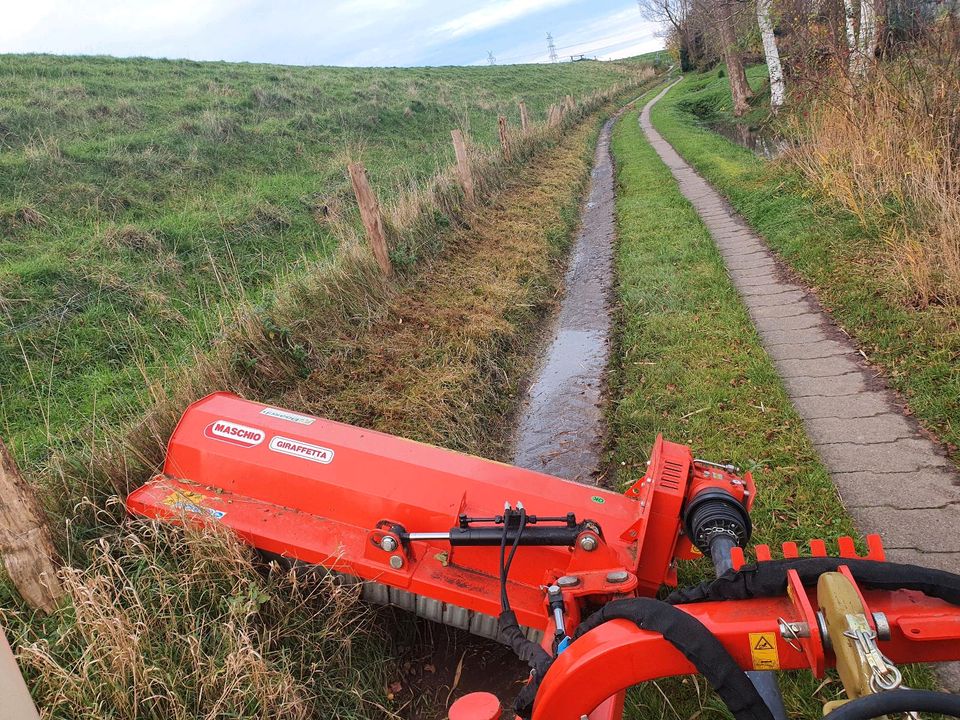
[708,121,790,159]
[511,112,622,483]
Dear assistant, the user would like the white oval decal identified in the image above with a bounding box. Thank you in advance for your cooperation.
[268,436,334,464]
[260,407,316,425]
[204,420,265,448]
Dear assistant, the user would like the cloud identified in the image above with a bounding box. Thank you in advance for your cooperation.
[0,0,661,67]
[433,0,576,39]
[491,6,661,64]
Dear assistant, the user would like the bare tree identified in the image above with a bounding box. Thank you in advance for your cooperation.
[717,0,754,115]
[638,0,697,68]
[757,0,786,108]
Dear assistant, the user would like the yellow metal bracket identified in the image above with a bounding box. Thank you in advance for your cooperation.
[817,572,901,715]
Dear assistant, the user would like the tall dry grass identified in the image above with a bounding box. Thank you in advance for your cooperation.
[4,507,391,719]
[787,22,960,307]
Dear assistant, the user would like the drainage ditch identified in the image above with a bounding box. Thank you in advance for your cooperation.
[394,105,628,720]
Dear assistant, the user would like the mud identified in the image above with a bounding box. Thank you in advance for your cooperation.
[511,115,619,483]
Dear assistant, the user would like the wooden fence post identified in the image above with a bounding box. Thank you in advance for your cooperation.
[518,101,529,132]
[497,116,511,162]
[347,163,393,277]
[450,129,475,205]
[548,104,561,128]
[0,440,64,614]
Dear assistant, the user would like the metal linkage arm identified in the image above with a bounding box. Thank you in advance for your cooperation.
[530,590,960,720]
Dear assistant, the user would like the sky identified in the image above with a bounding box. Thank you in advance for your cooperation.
[0,0,663,67]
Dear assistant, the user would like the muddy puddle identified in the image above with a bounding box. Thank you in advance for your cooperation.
[511,114,619,483]
[708,120,790,159]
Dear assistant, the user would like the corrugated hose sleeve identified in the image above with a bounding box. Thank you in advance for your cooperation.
[498,610,552,718]
[822,689,960,719]
[665,558,960,606]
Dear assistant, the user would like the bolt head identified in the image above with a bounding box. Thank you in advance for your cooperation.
[579,535,598,552]
[389,555,404,570]
[380,536,398,552]
[606,570,629,584]
[556,575,580,588]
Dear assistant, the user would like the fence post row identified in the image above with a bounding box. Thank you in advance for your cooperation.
[347,163,393,277]
[450,129,476,205]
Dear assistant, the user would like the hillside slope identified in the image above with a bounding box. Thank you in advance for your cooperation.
[0,54,643,465]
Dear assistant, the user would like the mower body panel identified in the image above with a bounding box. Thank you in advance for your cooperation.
[128,393,702,628]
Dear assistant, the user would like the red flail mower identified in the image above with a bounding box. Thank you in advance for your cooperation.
[128,393,960,720]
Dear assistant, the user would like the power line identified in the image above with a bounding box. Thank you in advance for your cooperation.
[487,50,496,65]
[546,32,558,63]
[497,30,658,64]
[566,34,658,58]
[553,28,649,52]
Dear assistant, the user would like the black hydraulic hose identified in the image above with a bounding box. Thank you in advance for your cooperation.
[666,557,960,606]
[709,536,788,720]
[823,689,960,720]
[572,598,775,720]
[496,507,552,718]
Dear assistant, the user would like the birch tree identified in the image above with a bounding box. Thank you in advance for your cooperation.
[757,0,786,109]
[845,0,881,76]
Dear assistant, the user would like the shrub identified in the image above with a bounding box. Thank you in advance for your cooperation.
[788,24,960,307]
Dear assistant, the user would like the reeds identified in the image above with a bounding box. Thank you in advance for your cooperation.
[787,23,960,307]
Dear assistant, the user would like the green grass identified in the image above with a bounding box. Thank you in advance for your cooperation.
[608,93,933,718]
[645,67,960,462]
[0,53,645,468]
[0,78,666,719]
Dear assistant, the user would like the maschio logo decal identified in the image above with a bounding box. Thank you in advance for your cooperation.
[268,436,334,464]
[204,420,266,448]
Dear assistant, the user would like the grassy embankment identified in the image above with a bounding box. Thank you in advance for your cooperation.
[1,54,662,717]
[0,54,644,470]
[645,66,960,464]
[608,87,933,717]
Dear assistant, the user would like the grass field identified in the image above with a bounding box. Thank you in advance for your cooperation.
[0,54,646,469]
[644,67,960,465]
[1,54,663,716]
[608,87,934,717]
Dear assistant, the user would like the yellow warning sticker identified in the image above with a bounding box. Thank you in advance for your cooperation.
[161,490,227,520]
[163,490,205,506]
[748,632,780,670]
